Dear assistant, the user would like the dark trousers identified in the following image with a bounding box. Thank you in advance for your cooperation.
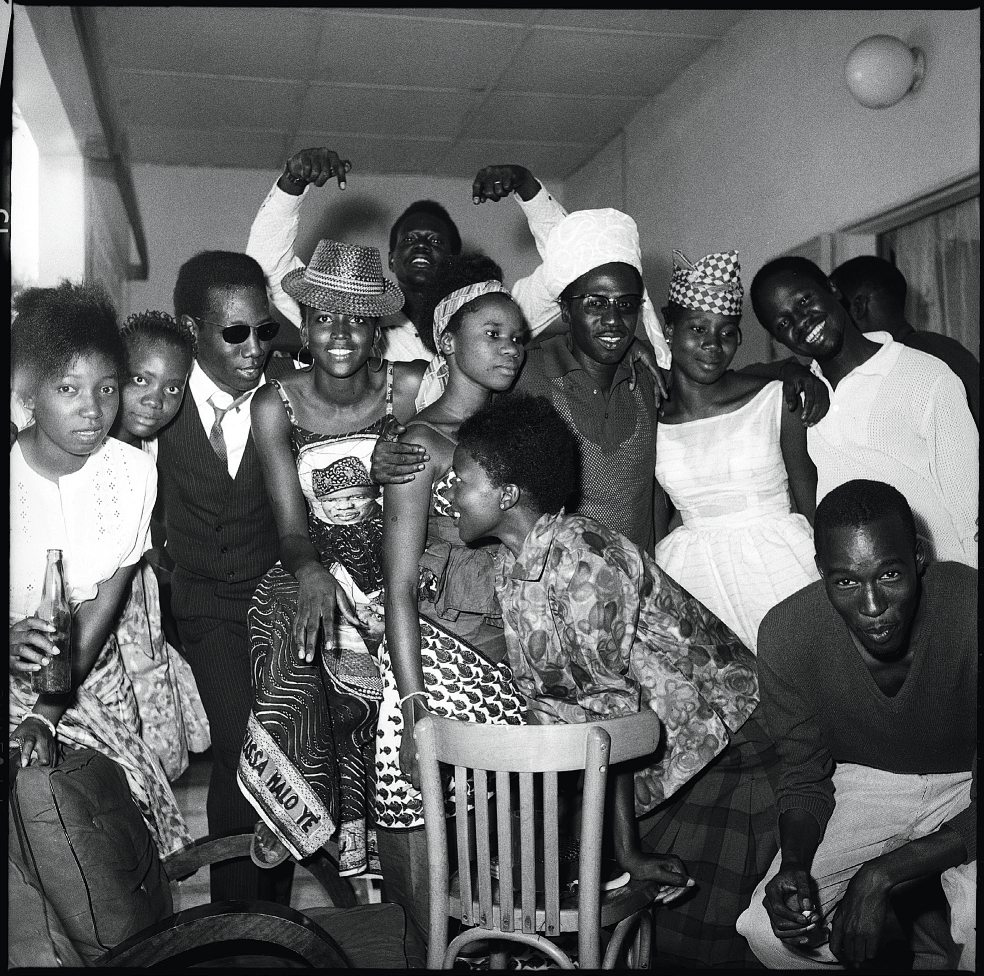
[171,568,293,904]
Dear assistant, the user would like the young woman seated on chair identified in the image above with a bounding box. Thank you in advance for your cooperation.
[450,393,779,967]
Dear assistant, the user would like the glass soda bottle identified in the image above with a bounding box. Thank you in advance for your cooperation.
[31,549,73,694]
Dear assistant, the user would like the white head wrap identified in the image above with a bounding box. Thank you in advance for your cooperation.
[430,279,510,389]
[541,209,671,367]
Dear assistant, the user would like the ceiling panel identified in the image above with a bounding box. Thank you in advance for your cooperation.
[440,139,598,181]
[108,70,304,131]
[91,6,324,80]
[300,85,482,139]
[75,6,751,177]
[310,11,527,89]
[532,8,747,35]
[461,91,648,145]
[509,29,718,97]
[343,7,539,25]
[289,132,454,176]
[126,124,287,170]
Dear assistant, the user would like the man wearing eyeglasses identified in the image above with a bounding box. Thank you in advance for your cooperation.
[156,250,293,904]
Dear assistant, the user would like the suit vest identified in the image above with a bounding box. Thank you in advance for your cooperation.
[157,392,280,584]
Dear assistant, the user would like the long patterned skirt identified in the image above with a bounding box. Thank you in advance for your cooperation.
[238,565,382,875]
[636,709,779,969]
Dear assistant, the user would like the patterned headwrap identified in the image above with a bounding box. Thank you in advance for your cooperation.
[541,209,671,367]
[311,456,373,497]
[667,249,744,318]
[432,279,510,349]
[428,279,510,391]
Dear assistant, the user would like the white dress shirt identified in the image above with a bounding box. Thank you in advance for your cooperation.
[187,362,264,480]
[809,332,978,567]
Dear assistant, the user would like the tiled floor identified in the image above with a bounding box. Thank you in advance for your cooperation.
[169,751,380,913]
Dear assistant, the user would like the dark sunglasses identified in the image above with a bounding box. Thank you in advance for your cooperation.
[193,316,281,345]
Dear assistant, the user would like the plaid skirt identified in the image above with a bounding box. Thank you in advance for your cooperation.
[637,709,779,969]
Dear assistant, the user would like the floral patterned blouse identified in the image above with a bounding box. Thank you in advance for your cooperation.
[496,511,760,815]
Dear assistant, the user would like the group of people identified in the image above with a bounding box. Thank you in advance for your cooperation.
[8,146,977,971]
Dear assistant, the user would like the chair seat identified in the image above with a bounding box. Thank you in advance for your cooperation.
[449,870,659,935]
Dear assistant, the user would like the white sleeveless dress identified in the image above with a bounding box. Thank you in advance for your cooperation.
[653,381,819,653]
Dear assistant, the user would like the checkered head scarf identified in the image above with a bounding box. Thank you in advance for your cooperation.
[542,209,671,367]
[667,250,744,318]
[311,456,373,498]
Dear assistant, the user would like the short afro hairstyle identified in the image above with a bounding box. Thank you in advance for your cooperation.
[121,309,197,364]
[830,256,907,308]
[173,250,267,321]
[11,280,124,389]
[457,393,577,516]
[814,479,918,558]
[389,200,462,255]
[749,256,831,323]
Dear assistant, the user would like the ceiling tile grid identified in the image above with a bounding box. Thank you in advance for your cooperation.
[87,6,747,177]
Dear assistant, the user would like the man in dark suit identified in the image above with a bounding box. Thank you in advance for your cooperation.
[158,250,292,901]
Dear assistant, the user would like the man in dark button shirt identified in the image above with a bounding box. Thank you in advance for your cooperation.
[737,479,976,970]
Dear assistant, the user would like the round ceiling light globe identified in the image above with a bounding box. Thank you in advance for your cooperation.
[844,35,925,109]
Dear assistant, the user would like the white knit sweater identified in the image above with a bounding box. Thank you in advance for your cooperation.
[809,333,978,568]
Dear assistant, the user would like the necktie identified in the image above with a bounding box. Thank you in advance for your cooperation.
[208,392,249,465]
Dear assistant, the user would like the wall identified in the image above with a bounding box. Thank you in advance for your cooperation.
[12,8,86,291]
[127,164,548,319]
[13,5,134,313]
[564,8,981,366]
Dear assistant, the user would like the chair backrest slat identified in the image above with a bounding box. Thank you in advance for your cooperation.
[542,771,560,936]
[495,770,515,931]
[518,771,537,934]
[454,765,473,924]
[473,768,493,927]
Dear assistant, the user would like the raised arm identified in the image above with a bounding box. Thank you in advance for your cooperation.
[246,147,352,330]
[381,426,441,787]
[250,384,357,664]
[472,164,568,338]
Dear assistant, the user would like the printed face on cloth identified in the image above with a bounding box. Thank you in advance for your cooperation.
[667,249,744,318]
[295,436,380,526]
[311,456,380,525]
[542,209,671,368]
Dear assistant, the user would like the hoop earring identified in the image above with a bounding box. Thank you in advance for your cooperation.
[369,337,384,372]
[297,342,314,371]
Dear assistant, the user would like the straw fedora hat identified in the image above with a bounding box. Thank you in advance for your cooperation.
[282,239,404,317]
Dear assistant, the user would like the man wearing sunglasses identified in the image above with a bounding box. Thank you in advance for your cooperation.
[156,250,293,905]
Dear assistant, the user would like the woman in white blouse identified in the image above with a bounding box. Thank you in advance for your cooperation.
[8,282,191,856]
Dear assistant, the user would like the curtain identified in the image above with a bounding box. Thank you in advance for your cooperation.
[880,196,980,358]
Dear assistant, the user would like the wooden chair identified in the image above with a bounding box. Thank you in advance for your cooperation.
[414,711,662,970]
